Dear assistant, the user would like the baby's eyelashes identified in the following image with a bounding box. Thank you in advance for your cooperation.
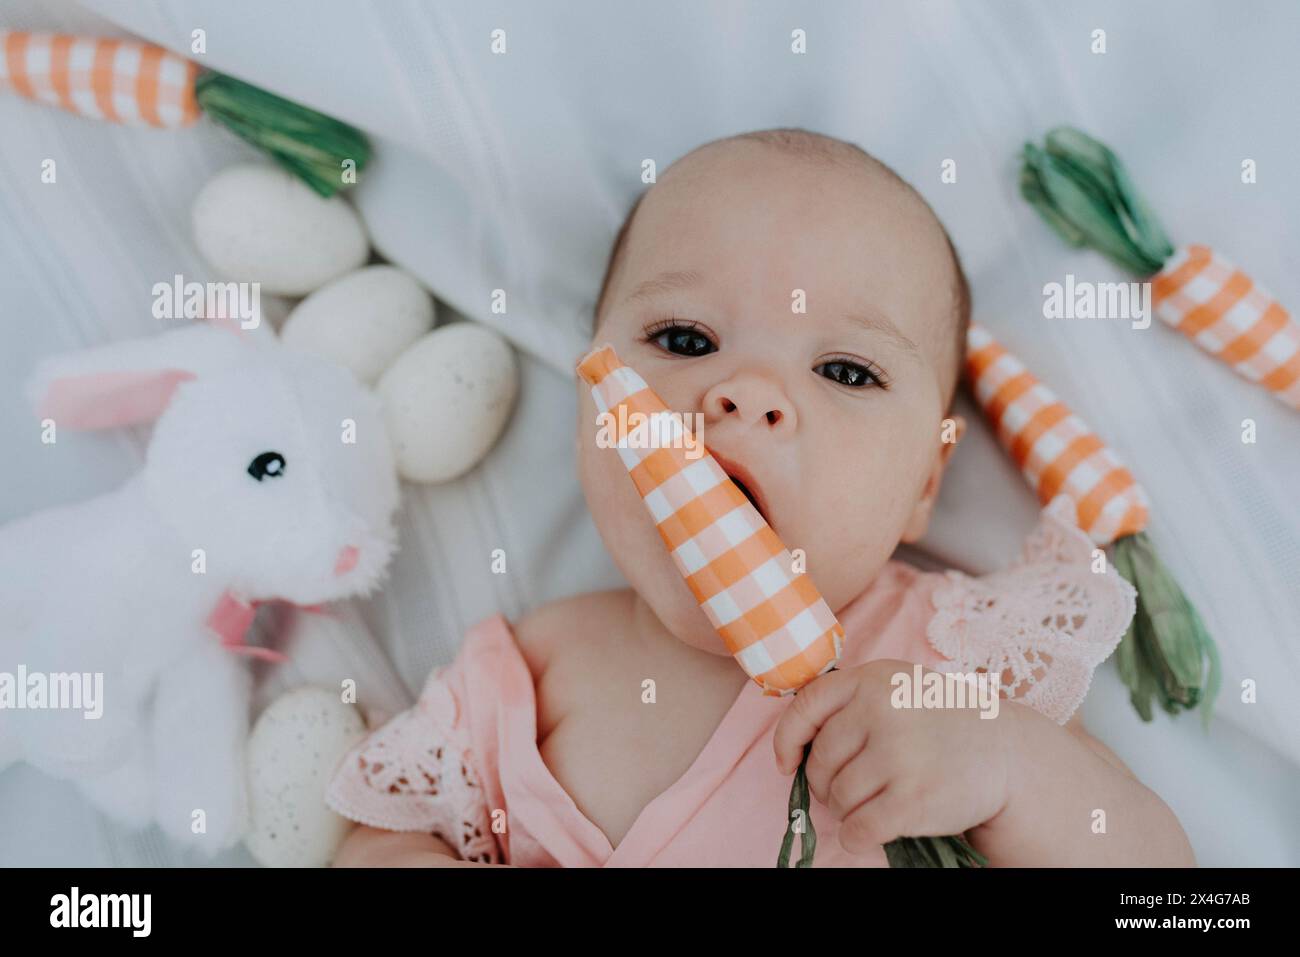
[642,318,717,357]
[814,356,889,389]
[637,318,889,392]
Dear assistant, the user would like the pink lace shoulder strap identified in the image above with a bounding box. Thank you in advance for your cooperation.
[325,664,501,864]
[926,494,1137,725]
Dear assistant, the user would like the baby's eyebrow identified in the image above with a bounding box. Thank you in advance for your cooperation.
[623,271,923,360]
[622,270,703,305]
[843,309,921,359]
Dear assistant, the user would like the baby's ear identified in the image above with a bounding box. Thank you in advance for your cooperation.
[940,413,967,459]
[927,413,966,488]
[900,414,966,543]
[25,320,248,430]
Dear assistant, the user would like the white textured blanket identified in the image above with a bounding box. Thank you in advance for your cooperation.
[1,0,1296,866]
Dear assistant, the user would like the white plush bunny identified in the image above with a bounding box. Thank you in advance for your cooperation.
[0,319,400,854]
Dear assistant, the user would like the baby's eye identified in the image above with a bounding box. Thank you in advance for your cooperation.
[814,358,886,388]
[644,320,718,357]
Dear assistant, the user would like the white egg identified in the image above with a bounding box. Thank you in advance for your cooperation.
[376,322,519,483]
[192,164,369,296]
[245,686,367,868]
[280,266,435,385]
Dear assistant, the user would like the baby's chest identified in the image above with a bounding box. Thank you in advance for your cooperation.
[534,667,739,852]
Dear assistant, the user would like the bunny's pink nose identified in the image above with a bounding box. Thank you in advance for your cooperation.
[333,545,360,576]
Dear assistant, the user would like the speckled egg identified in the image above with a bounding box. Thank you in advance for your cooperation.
[280,266,435,385]
[192,164,369,296]
[245,686,367,868]
[375,322,519,483]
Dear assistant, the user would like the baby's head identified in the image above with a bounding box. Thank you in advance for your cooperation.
[577,128,969,655]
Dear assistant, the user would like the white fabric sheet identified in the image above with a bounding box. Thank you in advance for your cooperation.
[1,0,1296,866]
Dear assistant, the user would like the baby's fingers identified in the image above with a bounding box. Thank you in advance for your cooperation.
[839,778,985,856]
[772,669,858,775]
[824,746,889,822]
[803,706,872,805]
[837,785,915,855]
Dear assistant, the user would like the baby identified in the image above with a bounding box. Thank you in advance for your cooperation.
[329,128,1195,867]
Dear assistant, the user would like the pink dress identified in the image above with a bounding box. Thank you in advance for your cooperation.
[325,495,1136,867]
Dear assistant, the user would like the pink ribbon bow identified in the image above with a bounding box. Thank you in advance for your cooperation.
[204,589,333,663]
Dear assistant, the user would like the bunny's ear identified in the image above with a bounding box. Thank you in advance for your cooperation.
[25,320,250,430]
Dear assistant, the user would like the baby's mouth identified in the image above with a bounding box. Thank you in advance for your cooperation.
[711,451,771,526]
[731,477,764,518]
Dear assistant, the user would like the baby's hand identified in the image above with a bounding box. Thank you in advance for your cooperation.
[771,659,1018,855]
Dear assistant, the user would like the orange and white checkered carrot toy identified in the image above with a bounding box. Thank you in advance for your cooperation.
[966,322,1220,726]
[0,29,368,195]
[1022,126,1300,412]
[0,31,200,127]
[966,323,1150,546]
[576,344,843,696]
[1152,246,1300,409]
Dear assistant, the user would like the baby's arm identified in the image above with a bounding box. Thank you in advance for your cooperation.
[969,703,1196,867]
[333,825,502,868]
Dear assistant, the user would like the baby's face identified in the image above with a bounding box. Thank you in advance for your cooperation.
[577,141,961,655]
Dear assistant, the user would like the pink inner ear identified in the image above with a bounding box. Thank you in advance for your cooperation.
[38,369,198,429]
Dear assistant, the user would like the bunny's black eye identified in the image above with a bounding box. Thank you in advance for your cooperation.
[247,451,286,482]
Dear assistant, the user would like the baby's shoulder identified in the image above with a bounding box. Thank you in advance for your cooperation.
[512,588,632,679]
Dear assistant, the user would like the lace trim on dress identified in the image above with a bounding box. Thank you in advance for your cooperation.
[324,666,501,864]
[926,494,1137,725]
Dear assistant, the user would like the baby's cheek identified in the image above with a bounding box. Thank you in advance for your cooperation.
[807,512,900,614]
[577,420,725,651]
[797,438,922,608]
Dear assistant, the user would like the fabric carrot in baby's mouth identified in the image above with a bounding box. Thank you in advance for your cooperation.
[578,343,843,697]
[577,343,986,868]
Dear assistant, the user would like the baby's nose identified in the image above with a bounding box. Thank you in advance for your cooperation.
[703,374,797,432]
